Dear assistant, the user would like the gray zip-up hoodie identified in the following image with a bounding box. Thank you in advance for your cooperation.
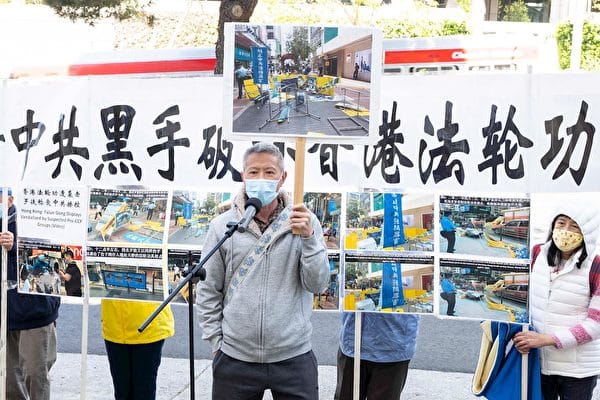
[196,190,330,363]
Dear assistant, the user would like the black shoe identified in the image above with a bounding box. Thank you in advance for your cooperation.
[447,312,456,316]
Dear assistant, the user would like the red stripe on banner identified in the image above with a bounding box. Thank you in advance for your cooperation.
[384,49,466,64]
[68,58,216,76]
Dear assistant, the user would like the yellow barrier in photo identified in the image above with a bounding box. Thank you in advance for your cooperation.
[344,294,356,310]
[345,231,358,249]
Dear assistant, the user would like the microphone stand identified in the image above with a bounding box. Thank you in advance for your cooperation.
[138,219,241,400]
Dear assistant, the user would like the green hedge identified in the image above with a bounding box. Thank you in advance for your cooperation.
[556,21,600,70]
[381,19,469,38]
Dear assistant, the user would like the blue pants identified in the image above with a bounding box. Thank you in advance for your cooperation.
[211,350,318,400]
[105,339,165,400]
[541,374,597,400]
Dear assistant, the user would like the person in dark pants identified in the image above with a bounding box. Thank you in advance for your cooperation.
[1,188,61,400]
[196,143,329,400]
[212,350,319,399]
[334,313,420,400]
[235,64,248,99]
[440,274,457,316]
[146,201,156,221]
[440,211,456,253]
[101,299,174,400]
[59,249,82,297]
[105,341,165,399]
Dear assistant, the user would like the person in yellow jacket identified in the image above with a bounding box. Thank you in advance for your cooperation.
[101,299,175,400]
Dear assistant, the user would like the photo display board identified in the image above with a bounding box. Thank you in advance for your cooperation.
[223,23,382,140]
[1,70,599,322]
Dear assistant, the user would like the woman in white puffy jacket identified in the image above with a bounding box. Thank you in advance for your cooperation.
[514,203,600,400]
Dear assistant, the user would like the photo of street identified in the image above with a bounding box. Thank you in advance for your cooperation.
[345,192,433,252]
[343,252,434,314]
[88,188,168,244]
[439,258,529,322]
[167,249,203,304]
[314,253,339,310]
[304,192,341,250]
[227,24,377,137]
[168,191,232,247]
[87,246,165,301]
[18,238,84,298]
[439,195,530,259]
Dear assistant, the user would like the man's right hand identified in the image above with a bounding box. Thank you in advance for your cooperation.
[0,231,14,251]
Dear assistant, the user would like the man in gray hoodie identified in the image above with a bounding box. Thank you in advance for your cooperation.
[196,142,330,400]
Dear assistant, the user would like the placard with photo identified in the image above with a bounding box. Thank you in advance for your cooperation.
[166,249,203,304]
[439,257,529,322]
[343,251,434,314]
[88,188,168,245]
[18,238,85,298]
[304,192,341,251]
[345,192,433,252]
[86,246,165,301]
[439,194,530,259]
[223,23,381,140]
[314,253,340,310]
[168,191,232,248]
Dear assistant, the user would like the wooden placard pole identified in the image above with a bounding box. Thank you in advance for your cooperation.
[293,137,306,235]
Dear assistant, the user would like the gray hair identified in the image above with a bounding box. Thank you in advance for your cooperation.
[243,142,285,172]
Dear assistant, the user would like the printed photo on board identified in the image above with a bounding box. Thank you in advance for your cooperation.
[314,253,340,310]
[439,195,530,259]
[345,192,434,252]
[439,258,529,322]
[224,23,381,138]
[88,188,168,244]
[86,246,165,301]
[18,238,84,297]
[167,249,203,303]
[304,192,341,251]
[168,191,232,247]
[343,252,434,314]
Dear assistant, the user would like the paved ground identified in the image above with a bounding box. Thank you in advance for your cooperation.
[232,77,370,137]
[50,352,600,399]
[51,352,479,400]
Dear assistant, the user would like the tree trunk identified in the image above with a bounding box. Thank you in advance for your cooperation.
[214,0,259,75]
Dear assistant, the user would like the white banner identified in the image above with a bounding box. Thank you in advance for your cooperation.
[1,73,599,192]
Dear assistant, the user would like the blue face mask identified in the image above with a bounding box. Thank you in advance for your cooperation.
[245,179,279,206]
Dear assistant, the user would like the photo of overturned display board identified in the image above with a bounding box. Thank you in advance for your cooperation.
[345,192,434,252]
[86,246,165,301]
[168,191,233,247]
[438,257,529,322]
[18,238,85,298]
[88,188,168,245]
[343,251,434,314]
[223,23,381,139]
[439,194,530,259]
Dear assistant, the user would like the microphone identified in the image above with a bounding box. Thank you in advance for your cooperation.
[237,198,262,233]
